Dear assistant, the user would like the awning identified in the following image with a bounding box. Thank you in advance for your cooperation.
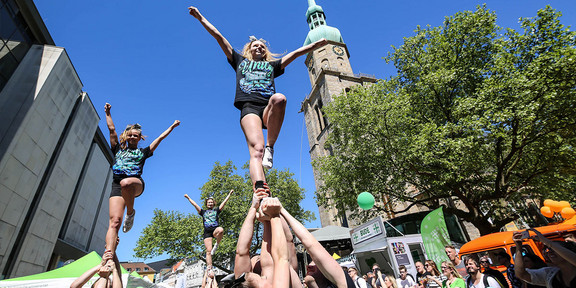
[310,225,351,242]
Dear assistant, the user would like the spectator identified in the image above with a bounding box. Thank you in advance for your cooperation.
[348,267,368,288]
[425,260,446,288]
[415,261,430,288]
[495,251,522,288]
[480,255,509,288]
[396,265,417,288]
[520,254,546,288]
[464,254,502,288]
[372,264,386,288]
[385,275,399,288]
[439,261,465,288]
[366,271,376,288]
[445,245,468,278]
[512,228,576,288]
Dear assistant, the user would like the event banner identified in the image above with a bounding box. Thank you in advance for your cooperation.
[420,207,450,268]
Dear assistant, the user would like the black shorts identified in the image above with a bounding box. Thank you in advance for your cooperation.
[203,227,217,239]
[239,101,268,128]
[109,176,145,198]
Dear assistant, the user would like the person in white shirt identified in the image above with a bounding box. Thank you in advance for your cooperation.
[396,265,417,288]
[348,267,368,288]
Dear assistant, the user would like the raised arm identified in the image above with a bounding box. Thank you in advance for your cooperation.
[70,264,102,288]
[104,103,119,149]
[280,206,347,288]
[188,6,234,61]
[70,251,113,288]
[219,189,234,210]
[530,228,576,267]
[511,232,530,282]
[110,253,123,288]
[280,38,328,70]
[234,195,260,277]
[149,120,180,153]
[262,198,290,288]
[184,194,202,214]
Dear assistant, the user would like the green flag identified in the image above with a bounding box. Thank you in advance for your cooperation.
[420,207,450,269]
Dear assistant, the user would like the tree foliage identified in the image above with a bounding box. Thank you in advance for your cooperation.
[134,161,314,265]
[315,6,576,235]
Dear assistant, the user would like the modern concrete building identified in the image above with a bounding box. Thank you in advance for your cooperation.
[0,0,113,279]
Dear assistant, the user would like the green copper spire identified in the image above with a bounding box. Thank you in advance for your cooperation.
[304,0,344,46]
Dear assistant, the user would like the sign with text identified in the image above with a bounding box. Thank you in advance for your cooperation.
[350,217,385,245]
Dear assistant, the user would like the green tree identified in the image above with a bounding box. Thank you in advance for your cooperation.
[315,6,576,235]
[133,161,315,266]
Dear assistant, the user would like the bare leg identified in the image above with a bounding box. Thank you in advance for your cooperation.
[119,178,143,215]
[240,114,266,185]
[263,93,287,148]
[204,237,213,267]
[106,196,125,253]
[213,227,224,245]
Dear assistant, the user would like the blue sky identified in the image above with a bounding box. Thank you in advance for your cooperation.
[33,0,575,263]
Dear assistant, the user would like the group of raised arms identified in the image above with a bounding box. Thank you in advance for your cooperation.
[228,186,356,288]
[72,4,330,288]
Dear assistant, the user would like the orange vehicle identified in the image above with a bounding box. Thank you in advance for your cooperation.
[459,221,576,271]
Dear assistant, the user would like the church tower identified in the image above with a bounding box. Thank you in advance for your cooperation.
[301,0,377,227]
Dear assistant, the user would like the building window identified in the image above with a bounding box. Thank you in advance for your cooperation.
[136,268,141,272]
[144,268,149,271]
[0,0,36,91]
[321,59,329,69]
[315,98,327,131]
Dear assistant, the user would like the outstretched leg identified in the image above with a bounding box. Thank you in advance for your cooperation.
[240,114,266,186]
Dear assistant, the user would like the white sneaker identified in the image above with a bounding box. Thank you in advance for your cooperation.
[122,210,135,233]
[211,242,218,255]
[262,146,274,169]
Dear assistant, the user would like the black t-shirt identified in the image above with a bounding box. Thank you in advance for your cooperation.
[111,144,153,179]
[200,207,221,229]
[326,269,356,288]
[417,272,431,287]
[228,50,284,109]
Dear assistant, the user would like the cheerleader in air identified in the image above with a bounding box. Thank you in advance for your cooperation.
[184,190,233,270]
[104,103,179,254]
[188,6,328,193]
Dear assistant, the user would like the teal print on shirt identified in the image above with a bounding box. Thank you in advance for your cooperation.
[204,209,218,228]
[239,60,275,97]
[112,148,144,176]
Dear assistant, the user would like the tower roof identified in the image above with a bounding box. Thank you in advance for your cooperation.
[305,0,324,20]
[304,0,344,46]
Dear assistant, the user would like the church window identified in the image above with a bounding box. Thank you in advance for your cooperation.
[337,57,345,68]
[321,59,329,69]
[315,98,328,131]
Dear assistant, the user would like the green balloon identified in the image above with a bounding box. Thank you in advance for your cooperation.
[357,192,375,210]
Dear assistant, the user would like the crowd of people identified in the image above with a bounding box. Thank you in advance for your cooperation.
[333,231,576,288]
